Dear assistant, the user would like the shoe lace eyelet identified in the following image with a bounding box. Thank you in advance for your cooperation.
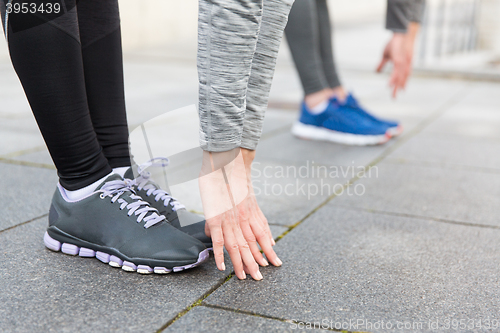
[100,194,106,199]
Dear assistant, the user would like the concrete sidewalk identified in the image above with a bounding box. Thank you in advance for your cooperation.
[1,46,500,332]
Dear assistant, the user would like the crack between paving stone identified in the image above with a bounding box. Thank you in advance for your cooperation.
[200,303,360,332]
[0,145,47,159]
[0,157,55,170]
[156,85,470,332]
[0,213,48,234]
[331,205,500,230]
[156,273,235,332]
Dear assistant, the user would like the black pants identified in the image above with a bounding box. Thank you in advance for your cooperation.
[1,0,131,190]
[284,0,342,96]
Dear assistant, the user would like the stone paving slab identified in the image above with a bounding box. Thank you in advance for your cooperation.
[457,81,500,108]
[423,103,500,140]
[260,109,295,136]
[0,217,231,333]
[268,225,288,241]
[0,116,41,134]
[0,163,58,231]
[7,113,297,168]
[123,61,199,128]
[162,157,349,227]
[360,77,467,115]
[165,306,322,333]
[332,162,500,227]
[204,207,500,331]
[255,130,397,168]
[252,159,349,227]
[0,129,45,156]
[10,148,54,167]
[386,133,500,172]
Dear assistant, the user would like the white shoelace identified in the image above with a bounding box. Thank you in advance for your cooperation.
[132,158,186,212]
[99,179,165,228]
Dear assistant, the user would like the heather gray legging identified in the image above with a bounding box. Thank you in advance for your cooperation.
[284,0,342,96]
[197,0,294,152]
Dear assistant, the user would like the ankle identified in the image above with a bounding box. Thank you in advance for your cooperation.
[112,166,129,178]
[241,148,255,177]
[304,89,333,109]
[330,86,348,102]
[61,172,113,201]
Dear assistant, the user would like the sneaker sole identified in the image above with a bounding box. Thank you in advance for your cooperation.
[292,121,390,146]
[44,232,209,275]
[388,124,403,137]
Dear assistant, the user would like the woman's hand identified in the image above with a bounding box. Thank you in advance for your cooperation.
[199,148,282,280]
[376,23,420,98]
[238,148,282,267]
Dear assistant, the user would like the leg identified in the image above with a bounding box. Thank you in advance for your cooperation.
[2,1,208,273]
[2,0,111,190]
[286,0,391,144]
[315,0,346,100]
[77,0,131,169]
[315,0,342,91]
[284,0,330,102]
[197,0,263,152]
[241,0,294,150]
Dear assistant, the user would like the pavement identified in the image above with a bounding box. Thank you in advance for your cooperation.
[2,32,500,333]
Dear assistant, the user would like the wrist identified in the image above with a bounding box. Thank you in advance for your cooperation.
[241,147,255,168]
[406,22,420,42]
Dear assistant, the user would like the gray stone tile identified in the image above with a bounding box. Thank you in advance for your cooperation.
[11,148,54,167]
[0,64,31,118]
[256,130,396,168]
[0,39,9,63]
[423,103,500,140]
[165,306,317,333]
[123,61,199,128]
[260,109,296,137]
[0,129,45,157]
[360,76,467,116]
[0,163,58,231]
[0,218,231,333]
[387,133,500,172]
[458,81,500,109]
[165,159,349,228]
[251,160,349,226]
[0,116,41,134]
[269,225,288,240]
[332,162,500,227]
[205,208,500,330]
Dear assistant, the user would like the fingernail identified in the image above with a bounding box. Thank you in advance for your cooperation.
[271,239,276,246]
[256,271,263,280]
[276,257,283,266]
[220,262,226,271]
[262,258,269,266]
[239,273,247,280]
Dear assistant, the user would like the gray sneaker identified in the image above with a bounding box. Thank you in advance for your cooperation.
[44,174,209,274]
[124,166,213,250]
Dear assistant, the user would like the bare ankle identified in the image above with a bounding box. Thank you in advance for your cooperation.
[330,86,347,102]
[304,89,333,109]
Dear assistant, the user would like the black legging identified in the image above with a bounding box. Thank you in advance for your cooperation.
[284,0,341,96]
[1,0,130,190]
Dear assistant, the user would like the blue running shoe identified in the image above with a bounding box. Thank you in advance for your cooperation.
[292,99,390,146]
[342,93,403,137]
